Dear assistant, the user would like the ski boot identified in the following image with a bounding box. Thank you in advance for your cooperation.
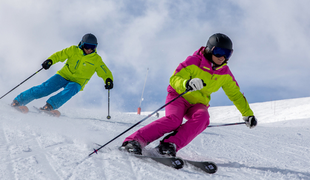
[156,141,177,157]
[39,103,61,117]
[11,100,29,113]
[120,140,142,155]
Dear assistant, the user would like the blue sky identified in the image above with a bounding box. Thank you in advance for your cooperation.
[1,0,310,113]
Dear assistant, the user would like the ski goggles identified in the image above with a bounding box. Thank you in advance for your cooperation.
[212,46,233,59]
[83,43,97,50]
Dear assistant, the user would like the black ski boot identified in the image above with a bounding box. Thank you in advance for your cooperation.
[11,100,20,107]
[120,140,142,155]
[40,103,53,111]
[156,141,176,157]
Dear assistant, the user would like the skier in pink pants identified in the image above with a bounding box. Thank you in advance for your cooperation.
[121,33,257,156]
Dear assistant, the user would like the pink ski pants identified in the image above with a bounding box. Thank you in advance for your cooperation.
[124,91,210,151]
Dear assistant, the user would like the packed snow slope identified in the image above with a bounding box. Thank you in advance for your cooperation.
[0,97,310,180]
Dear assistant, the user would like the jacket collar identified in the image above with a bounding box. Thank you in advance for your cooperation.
[195,46,227,71]
[77,45,97,56]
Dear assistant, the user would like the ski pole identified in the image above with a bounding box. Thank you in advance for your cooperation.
[106,89,111,119]
[208,122,245,128]
[89,89,190,156]
[0,67,44,100]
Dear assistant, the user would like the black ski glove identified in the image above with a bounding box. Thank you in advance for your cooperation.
[243,116,257,128]
[105,78,113,89]
[42,59,53,70]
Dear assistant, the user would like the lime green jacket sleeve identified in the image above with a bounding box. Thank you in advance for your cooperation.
[47,45,113,91]
[221,70,254,116]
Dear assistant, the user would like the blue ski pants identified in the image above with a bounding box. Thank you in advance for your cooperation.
[14,74,81,109]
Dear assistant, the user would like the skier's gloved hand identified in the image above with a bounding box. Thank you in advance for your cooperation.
[42,59,53,70]
[185,78,205,91]
[243,116,257,129]
[105,78,113,89]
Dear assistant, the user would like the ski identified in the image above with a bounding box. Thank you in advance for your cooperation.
[95,144,217,174]
[129,154,217,173]
[184,159,217,174]
[33,106,61,117]
[133,154,184,169]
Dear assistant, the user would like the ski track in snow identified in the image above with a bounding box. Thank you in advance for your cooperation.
[0,97,310,180]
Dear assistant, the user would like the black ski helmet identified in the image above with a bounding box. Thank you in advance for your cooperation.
[206,33,233,51]
[80,33,98,46]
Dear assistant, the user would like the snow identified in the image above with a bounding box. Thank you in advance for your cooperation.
[0,97,310,180]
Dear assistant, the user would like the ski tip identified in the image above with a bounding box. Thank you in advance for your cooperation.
[204,162,217,174]
[19,106,29,114]
[189,161,218,174]
[51,110,61,117]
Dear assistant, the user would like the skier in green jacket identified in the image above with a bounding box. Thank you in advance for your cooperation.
[11,33,113,114]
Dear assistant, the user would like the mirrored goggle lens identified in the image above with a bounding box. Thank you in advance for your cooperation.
[212,47,233,59]
[83,43,97,50]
